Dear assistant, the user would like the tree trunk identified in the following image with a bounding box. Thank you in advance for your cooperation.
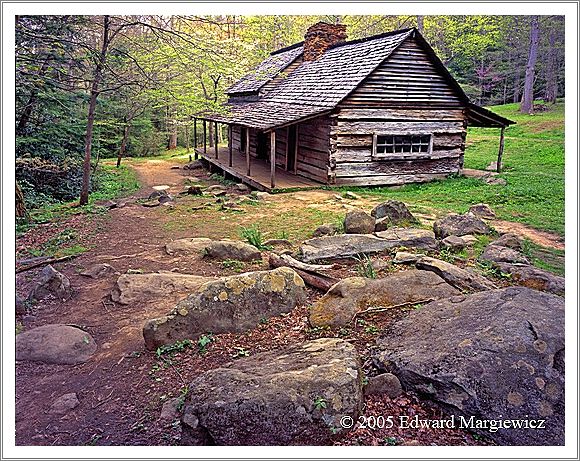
[116,123,130,167]
[417,16,424,34]
[80,15,110,205]
[16,182,27,218]
[520,16,540,114]
[16,57,50,135]
[544,30,558,104]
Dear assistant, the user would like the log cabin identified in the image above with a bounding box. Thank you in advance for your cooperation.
[195,22,515,192]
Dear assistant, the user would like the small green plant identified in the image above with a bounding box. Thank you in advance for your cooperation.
[221,259,245,271]
[365,324,379,334]
[197,334,213,354]
[313,396,327,410]
[354,254,377,279]
[277,229,289,240]
[362,376,369,386]
[384,436,400,446]
[438,247,457,263]
[15,322,24,335]
[232,346,250,358]
[156,339,193,358]
[338,327,350,337]
[176,386,189,412]
[334,217,346,234]
[209,173,237,186]
[477,260,512,279]
[412,303,423,310]
[239,225,271,250]
[259,317,268,325]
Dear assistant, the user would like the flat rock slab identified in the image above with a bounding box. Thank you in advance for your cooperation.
[496,262,565,296]
[143,267,306,350]
[374,287,564,446]
[80,263,116,279]
[309,270,459,328]
[300,228,436,263]
[416,256,496,292]
[152,185,170,191]
[181,338,362,445]
[165,238,212,256]
[111,272,214,305]
[374,227,437,250]
[16,325,97,365]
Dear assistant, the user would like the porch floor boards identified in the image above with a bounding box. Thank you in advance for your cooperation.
[196,147,321,193]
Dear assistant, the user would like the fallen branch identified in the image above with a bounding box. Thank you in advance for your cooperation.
[269,253,338,292]
[277,253,335,272]
[16,254,78,273]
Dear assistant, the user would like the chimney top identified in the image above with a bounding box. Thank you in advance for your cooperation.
[303,22,347,61]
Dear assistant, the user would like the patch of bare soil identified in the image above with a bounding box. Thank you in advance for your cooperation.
[492,220,564,250]
[13,159,503,447]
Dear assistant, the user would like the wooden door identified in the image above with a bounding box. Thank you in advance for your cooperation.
[286,125,297,172]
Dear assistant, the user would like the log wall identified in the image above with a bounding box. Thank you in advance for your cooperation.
[295,116,331,183]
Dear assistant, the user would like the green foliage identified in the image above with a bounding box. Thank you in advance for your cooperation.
[239,225,270,250]
[354,254,377,279]
[156,339,193,358]
[384,436,401,446]
[231,347,250,358]
[221,259,245,272]
[197,334,213,354]
[313,396,327,410]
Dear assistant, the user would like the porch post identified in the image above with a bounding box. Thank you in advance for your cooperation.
[497,126,505,173]
[193,118,198,159]
[270,130,276,189]
[203,120,207,155]
[246,128,251,176]
[228,125,233,167]
[214,122,219,159]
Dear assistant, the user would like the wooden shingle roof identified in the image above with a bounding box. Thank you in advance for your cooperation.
[226,44,303,95]
[204,27,513,130]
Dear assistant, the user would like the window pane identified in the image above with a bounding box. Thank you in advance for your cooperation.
[374,134,430,157]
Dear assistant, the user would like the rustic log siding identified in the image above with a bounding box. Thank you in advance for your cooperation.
[342,37,463,108]
[274,128,287,168]
[295,116,331,183]
[328,108,467,186]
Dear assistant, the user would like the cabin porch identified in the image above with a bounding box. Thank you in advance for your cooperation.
[195,146,321,193]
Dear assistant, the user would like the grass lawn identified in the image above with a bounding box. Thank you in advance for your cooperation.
[342,102,565,236]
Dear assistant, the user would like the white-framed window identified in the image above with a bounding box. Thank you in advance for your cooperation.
[372,134,432,159]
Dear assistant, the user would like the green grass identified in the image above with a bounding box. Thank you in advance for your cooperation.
[345,101,564,236]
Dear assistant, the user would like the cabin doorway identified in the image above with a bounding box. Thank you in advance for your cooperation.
[286,125,297,172]
[256,132,268,159]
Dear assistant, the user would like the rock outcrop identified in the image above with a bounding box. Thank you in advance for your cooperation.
[374,287,564,445]
[181,338,363,445]
[143,268,305,349]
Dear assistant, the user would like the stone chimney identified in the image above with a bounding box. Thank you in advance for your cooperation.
[303,22,347,61]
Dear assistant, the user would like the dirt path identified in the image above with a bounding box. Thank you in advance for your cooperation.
[15,158,563,446]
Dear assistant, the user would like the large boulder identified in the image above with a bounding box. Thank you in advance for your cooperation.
[491,232,523,251]
[165,238,213,256]
[433,213,492,239]
[111,272,214,305]
[495,263,565,296]
[16,324,97,365]
[180,338,363,445]
[204,240,261,262]
[468,203,496,219]
[374,287,565,445]
[143,268,306,350]
[479,244,530,265]
[371,200,417,227]
[28,265,72,302]
[374,228,437,251]
[344,210,375,234]
[309,270,459,328]
[416,256,496,292]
